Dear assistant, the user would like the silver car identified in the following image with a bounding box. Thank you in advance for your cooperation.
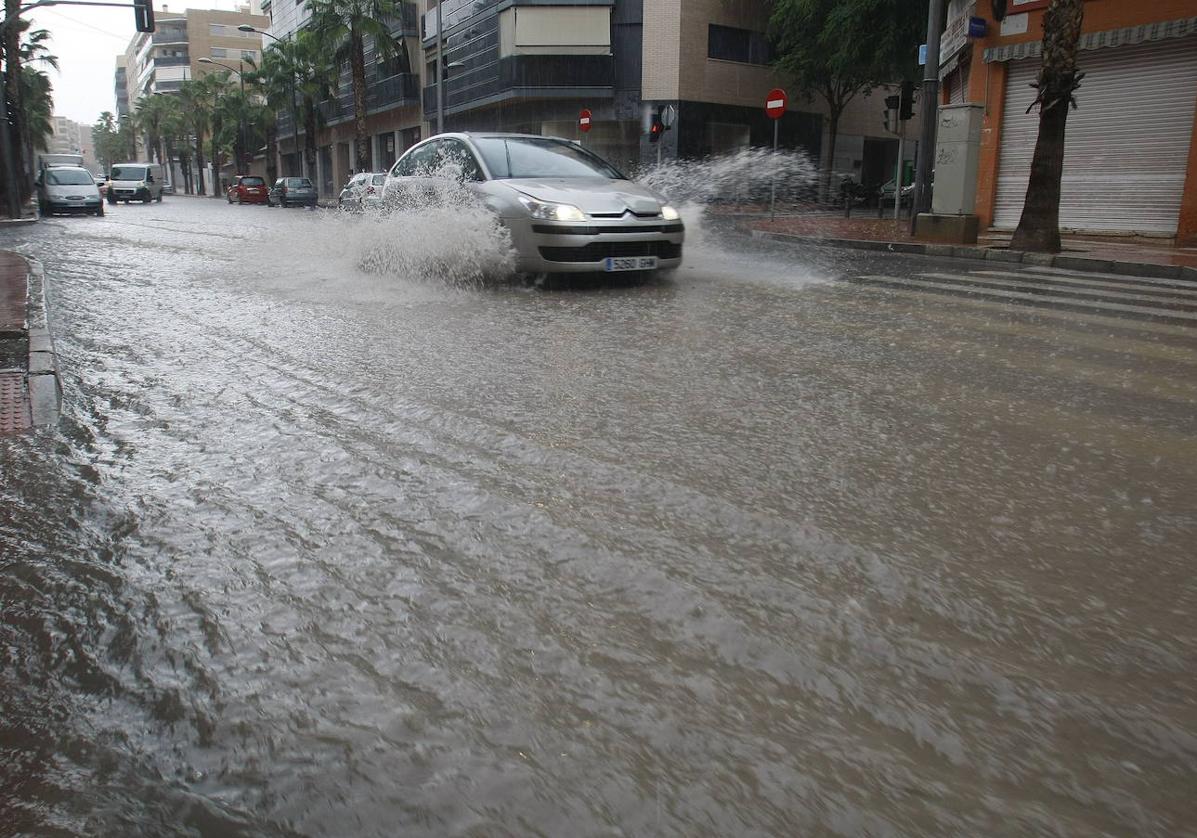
[383,133,684,276]
[338,172,386,210]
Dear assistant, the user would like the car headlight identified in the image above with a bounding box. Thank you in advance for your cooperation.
[660,205,680,221]
[516,194,586,222]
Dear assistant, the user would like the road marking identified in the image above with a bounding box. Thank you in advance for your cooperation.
[1023,265,1197,290]
[970,270,1197,300]
[857,274,1197,322]
[919,272,1197,308]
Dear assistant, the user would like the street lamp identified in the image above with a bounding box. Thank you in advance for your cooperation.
[241,24,304,179]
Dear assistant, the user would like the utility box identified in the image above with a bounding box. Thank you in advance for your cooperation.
[930,103,983,216]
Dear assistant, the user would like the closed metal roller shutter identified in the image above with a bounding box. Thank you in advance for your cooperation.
[993,38,1197,235]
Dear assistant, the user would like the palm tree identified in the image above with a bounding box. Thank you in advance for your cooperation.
[17,26,56,189]
[178,78,213,195]
[292,31,338,183]
[18,66,53,161]
[1010,0,1086,253]
[246,49,295,182]
[308,0,408,172]
[134,94,169,168]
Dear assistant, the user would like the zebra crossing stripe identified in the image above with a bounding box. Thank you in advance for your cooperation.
[843,281,1197,339]
[970,270,1197,300]
[857,275,1197,322]
[1023,265,1197,290]
[919,272,1197,308]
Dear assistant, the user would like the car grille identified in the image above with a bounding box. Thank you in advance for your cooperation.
[539,242,683,263]
[532,224,684,235]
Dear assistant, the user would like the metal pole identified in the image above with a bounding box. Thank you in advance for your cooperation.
[435,1,444,135]
[770,117,779,221]
[910,0,944,235]
[894,116,905,221]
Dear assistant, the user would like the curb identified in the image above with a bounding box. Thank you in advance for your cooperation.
[20,257,60,426]
[750,230,1197,283]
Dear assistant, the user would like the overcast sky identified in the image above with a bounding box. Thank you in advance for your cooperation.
[28,1,245,127]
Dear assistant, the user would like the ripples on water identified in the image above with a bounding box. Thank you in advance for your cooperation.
[1,159,1195,836]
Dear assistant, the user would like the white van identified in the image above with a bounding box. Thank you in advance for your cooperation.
[106,162,165,204]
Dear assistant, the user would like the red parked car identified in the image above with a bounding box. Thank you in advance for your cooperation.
[226,175,268,204]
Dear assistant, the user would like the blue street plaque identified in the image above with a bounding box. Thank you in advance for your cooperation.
[918,44,928,66]
[968,16,988,38]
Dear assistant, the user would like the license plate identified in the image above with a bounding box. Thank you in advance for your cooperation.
[604,256,658,272]
[247,189,259,194]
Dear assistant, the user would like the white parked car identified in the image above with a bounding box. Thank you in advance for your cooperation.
[383,133,684,277]
[338,172,386,210]
[106,163,165,204]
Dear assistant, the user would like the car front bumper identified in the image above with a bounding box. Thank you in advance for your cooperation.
[109,187,149,200]
[504,216,685,274]
[47,199,101,213]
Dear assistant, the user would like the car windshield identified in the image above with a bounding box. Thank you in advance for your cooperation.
[285,178,311,187]
[241,177,265,187]
[110,166,147,181]
[47,169,95,186]
[473,137,624,180]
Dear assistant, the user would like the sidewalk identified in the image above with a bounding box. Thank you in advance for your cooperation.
[0,251,60,435]
[747,213,1197,281]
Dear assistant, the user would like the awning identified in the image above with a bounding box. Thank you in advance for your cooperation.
[983,16,1197,63]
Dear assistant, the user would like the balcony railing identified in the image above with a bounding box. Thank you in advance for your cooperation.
[276,72,419,138]
[423,54,614,116]
[153,55,190,67]
[152,28,188,44]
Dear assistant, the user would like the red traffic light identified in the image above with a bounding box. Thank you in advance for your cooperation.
[649,116,663,143]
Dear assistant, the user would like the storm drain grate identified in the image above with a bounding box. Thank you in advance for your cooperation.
[0,372,31,434]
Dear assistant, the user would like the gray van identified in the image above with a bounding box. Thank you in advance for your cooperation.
[36,166,104,217]
[106,163,165,204]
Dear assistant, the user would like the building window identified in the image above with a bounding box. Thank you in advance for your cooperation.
[211,47,228,58]
[707,24,772,65]
[210,23,227,36]
[241,49,258,62]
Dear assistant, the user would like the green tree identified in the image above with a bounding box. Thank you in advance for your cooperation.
[16,25,56,184]
[770,0,927,197]
[308,0,409,171]
[292,30,338,183]
[247,49,297,182]
[1010,0,1085,253]
[135,94,170,167]
[179,78,214,195]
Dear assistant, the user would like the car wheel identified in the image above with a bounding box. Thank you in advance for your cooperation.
[156,193,162,203]
[95,205,104,217]
[227,193,233,203]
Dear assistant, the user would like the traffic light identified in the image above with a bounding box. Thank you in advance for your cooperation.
[649,113,664,143]
[884,95,899,133]
[134,0,155,33]
[900,80,914,121]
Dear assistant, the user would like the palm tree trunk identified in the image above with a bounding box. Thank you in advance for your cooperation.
[304,100,318,183]
[4,0,29,201]
[266,121,278,184]
[195,130,206,196]
[1010,0,1085,253]
[351,31,369,172]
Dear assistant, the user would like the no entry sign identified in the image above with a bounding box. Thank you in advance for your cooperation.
[579,109,593,133]
[765,88,788,120]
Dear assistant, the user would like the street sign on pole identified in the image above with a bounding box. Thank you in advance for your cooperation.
[660,104,677,129]
[579,109,592,133]
[765,89,787,220]
[765,88,788,120]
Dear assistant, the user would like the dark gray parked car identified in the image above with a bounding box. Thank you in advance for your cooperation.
[267,177,318,208]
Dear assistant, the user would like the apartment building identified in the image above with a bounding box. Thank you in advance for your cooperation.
[120,5,269,110]
[265,0,424,195]
[421,0,915,184]
[115,56,130,118]
[952,0,1197,243]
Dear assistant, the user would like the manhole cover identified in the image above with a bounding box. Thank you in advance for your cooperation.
[0,372,31,434]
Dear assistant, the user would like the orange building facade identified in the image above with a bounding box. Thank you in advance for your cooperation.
[943,0,1197,244]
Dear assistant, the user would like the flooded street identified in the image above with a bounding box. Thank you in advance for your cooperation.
[2,198,1196,836]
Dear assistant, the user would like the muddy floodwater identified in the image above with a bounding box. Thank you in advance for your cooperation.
[2,198,1196,837]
